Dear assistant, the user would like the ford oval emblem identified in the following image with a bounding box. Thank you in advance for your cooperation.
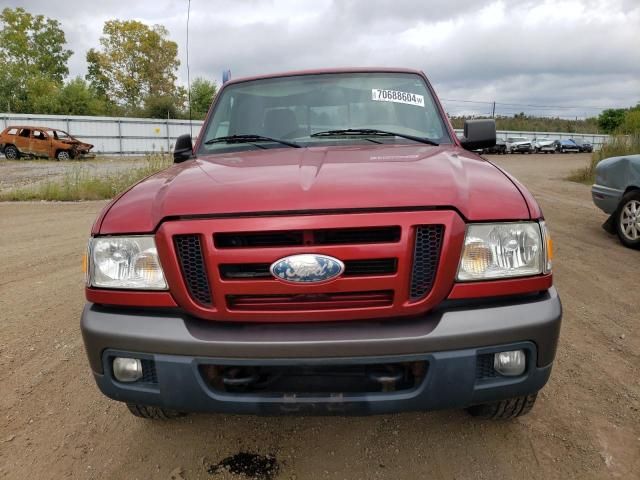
[270,254,345,284]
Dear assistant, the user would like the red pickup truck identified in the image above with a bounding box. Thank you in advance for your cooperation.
[81,68,561,420]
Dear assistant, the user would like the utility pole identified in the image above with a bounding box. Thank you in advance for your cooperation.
[491,102,496,118]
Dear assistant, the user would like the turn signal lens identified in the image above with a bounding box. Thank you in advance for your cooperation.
[540,221,553,273]
[461,240,493,275]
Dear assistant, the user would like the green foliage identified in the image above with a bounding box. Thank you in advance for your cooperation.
[23,75,61,114]
[0,153,172,201]
[618,106,640,135]
[190,78,218,119]
[56,77,109,116]
[597,108,627,133]
[143,94,182,119]
[0,7,72,112]
[568,134,640,184]
[86,20,182,111]
[449,114,600,134]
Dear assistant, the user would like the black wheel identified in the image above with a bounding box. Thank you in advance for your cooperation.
[126,403,186,420]
[615,190,640,249]
[56,150,71,161]
[466,393,537,419]
[4,145,19,160]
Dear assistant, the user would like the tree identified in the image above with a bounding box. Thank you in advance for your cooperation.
[86,20,181,111]
[619,108,640,135]
[598,108,626,134]
[56,77,108,116]
[143,94,182,119]
[189,78,217,119]
[24,75,61,114]
[0,7,72,112]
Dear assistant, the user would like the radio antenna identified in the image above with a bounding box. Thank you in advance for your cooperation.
[186,0,192,137]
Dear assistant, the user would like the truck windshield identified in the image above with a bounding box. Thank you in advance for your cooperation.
[198,72,451,154]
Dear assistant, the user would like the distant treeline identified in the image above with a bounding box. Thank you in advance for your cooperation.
[449,114,600,134]
[450,106,640,135]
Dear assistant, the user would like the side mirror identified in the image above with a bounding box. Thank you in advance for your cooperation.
[460,119,496,151]
[174,134,193,163]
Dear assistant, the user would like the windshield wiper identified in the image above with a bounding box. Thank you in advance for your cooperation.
[311,128,439,146]
[204,134,301,148]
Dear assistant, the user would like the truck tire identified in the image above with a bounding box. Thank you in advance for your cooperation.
[56,150,71,161]
[126,403,186,420]
[4,145,19,160]
[615,190,640,249]
[466,393,537,419]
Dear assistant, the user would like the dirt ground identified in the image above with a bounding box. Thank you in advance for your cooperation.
[0,153,638,480]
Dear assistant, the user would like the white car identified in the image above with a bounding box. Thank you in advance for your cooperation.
[506,136,533,154]
[533,138,556,153]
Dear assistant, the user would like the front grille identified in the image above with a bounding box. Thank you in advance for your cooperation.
[215,226,400,248]
[167,212,451,321]
[174,234,213,306]
[476,354,498,380]
[409,225,444,300]
[227,290,394,311]
[220,258,397,280]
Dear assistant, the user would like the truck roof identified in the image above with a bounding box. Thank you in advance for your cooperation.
[224,67,426,86]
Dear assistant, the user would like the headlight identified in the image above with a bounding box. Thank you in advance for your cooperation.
[457,222,547,281]
[88,236,167,289]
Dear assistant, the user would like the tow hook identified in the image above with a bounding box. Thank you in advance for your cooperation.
[368,365,404,392]
[222,367,259,387]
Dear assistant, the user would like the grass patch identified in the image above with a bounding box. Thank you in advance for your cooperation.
[568,134,640,184]
[0,153,172,201]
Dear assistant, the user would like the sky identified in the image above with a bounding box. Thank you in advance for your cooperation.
[5,0,640,118]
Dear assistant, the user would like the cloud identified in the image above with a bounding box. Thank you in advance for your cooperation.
[5,0,640,117]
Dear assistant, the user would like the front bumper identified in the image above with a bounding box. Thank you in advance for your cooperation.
[512,145,532,152]
[81,288,562,414]
[592,184,623,214]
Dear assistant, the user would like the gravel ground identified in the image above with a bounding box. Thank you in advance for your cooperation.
[0,153,638,480]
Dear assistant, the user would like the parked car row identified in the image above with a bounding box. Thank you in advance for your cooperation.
[481,137,594,154]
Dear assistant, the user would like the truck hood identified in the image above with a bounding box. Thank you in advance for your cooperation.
[97,145,531,234]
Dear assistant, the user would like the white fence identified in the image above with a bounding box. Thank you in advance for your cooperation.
[1,112,609,154]
[0,113,204,155]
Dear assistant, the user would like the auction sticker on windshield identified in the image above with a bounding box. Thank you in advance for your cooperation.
[372,89,425,107]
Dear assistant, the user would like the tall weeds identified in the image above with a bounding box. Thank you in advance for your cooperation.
[0,153,172,201]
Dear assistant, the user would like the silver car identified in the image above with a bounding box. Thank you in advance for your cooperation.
[592,154,640,249]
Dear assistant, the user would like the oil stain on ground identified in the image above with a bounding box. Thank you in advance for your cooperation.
[207,452,279,480]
